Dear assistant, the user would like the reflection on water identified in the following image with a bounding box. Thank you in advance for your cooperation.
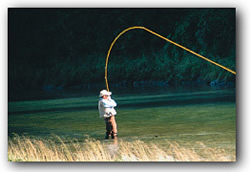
[9,84,235,102]
[106,138,119,156]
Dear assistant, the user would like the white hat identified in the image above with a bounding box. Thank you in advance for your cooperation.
[99,90,112,97]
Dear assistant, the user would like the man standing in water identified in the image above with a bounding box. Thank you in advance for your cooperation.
[98,90,118,139]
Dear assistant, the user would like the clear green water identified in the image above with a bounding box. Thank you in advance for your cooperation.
[8,88,236,150]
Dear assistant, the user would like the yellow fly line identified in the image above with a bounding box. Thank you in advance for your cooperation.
[105,26,236,92]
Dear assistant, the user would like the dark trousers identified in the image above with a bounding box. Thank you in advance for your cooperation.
[104,117,113,137]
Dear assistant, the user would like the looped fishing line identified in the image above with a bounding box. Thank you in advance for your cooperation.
[105,26,236,91]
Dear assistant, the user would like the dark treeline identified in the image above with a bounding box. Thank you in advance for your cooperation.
[8,8,235,94]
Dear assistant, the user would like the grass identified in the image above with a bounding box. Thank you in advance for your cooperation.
[8,135,235,162]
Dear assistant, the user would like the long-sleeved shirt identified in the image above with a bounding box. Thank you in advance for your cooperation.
[98,97,117,118]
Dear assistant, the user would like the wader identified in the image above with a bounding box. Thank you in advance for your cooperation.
[104,115,117,139]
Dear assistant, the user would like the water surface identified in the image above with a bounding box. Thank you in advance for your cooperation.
[8,87,236,151]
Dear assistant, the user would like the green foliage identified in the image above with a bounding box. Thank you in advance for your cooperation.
[102,9,235,85]
[169,9,235,82]
[8,9,235,92]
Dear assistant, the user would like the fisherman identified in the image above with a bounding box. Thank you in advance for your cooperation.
[98,90,118,139]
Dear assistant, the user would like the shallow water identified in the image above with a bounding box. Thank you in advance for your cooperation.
[8,87,236,151]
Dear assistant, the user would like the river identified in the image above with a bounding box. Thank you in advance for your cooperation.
[8,86,236,153]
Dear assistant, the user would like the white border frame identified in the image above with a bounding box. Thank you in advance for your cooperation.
[2,0,249,171]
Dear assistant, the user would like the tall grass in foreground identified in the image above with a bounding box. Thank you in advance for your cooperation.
[8,135,235,162]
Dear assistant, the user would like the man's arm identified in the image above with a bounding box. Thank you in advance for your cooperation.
[102,98,117,108]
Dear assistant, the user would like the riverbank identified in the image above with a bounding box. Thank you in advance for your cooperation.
[8,135,235,162]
